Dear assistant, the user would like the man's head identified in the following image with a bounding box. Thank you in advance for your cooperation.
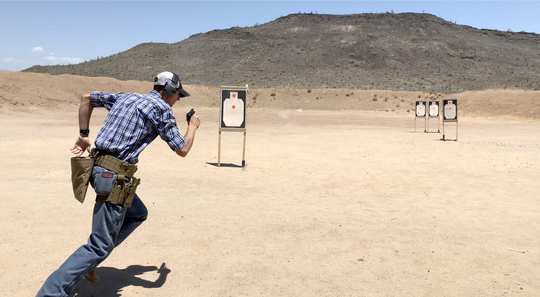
[153,71,190,106]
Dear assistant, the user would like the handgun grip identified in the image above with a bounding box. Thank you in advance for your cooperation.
[186,108,195,123]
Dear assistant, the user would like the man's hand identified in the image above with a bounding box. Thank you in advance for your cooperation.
[176,114,199,157]
[189,114,200,129]
[70,136,91,156]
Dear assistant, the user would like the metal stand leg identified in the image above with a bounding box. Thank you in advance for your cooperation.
[442,121,446,141]
[218,129,222,167]
[241,130,246,167]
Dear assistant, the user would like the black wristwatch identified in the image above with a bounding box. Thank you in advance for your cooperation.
[79,129,90,137]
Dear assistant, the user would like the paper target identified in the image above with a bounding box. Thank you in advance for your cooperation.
[221,88,246,128]
[429,101,439,117]
[443,99,458,121]
[416,101,426,117]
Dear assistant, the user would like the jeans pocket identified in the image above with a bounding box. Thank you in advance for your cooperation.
[92,167,117,196]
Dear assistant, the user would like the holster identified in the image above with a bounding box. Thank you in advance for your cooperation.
[70,156,95,203]
[94,153,141,208]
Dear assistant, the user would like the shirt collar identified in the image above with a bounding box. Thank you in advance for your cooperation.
[148,90,161,98]
[148,90,172,109]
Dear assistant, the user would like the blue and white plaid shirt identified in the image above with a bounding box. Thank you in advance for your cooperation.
[90,90,185,164]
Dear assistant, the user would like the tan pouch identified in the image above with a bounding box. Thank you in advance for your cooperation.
[124,177,141,207]
[106,175,141,207]
[70,156,95,203]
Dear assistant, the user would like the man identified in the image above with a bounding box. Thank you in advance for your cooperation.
[36,71,200,297]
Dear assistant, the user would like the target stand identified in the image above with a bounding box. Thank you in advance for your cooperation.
[426,101,441,133]
[217,85,248,167]
[414,101,427,132]
[441,99,458,141]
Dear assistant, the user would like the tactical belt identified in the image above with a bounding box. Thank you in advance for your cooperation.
[94,154,137,177]
[91,152,140,207]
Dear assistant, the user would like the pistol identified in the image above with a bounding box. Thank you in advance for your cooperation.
[186,108,195,123]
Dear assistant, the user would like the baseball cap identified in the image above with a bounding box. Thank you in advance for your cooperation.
[154,71,190,98]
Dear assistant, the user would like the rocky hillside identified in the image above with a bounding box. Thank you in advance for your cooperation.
[24,13,540,92]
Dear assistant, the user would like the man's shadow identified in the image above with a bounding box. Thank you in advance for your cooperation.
[72,263,170,297]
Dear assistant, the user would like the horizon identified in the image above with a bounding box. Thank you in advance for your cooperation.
[1,1,539,71]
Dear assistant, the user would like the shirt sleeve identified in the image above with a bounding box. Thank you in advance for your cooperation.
[153,108,185,152]
[89,91,121,110]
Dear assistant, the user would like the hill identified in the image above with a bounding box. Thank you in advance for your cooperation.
[24,13,540,92]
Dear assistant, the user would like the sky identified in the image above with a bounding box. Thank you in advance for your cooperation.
[0,1,539,71]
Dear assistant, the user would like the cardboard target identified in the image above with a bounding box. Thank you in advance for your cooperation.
[443,99,458,121]
[415,101,426,117]
[221,89,246,128]
[429,101,439,117]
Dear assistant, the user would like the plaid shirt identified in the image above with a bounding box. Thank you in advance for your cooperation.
[90,90,185,164]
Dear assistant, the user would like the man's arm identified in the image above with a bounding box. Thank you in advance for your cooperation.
[175,116,200,157]
[70,94,94,156]
[79,93,93,132]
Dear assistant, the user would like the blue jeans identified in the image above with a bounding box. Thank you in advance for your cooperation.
[36,166,148,297]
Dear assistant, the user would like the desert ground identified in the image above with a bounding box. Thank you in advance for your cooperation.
[1,72,539,296]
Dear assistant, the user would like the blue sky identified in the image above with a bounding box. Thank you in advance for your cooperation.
[1,1,539,71]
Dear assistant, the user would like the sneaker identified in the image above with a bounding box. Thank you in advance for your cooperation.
[84,269,99,283]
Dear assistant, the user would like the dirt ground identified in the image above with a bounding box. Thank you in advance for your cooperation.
[2,72,540,118]
[1,73,539,296]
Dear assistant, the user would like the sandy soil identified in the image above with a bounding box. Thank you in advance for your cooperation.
[2,72,540,118]
[1,73,540,296]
